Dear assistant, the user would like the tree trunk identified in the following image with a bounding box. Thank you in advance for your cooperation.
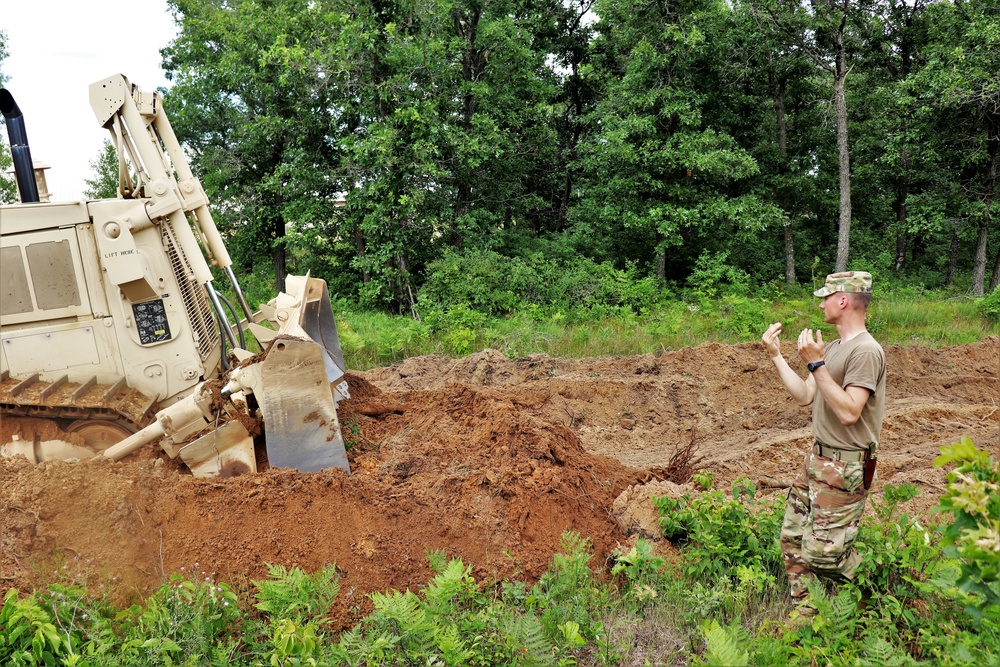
[833,44,852,272]
[894,232,908,272]
[273,216,287,294]
[558,169,573,235]
[990,242,1000,292]
[770,67,795,285]
[947,220,960,287]
[971,138,997,296]
[451,6,483,246]
[893,190,908,271]
[971,215,990,296]
[354,223,370,284]
[784,225,796,285]
[395,252,420,321]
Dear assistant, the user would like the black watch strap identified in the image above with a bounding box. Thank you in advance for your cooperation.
[807,360,826,373]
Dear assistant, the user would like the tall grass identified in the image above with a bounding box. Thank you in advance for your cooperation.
[337,293,998,370]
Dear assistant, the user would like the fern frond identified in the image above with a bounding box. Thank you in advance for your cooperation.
[729,622,751,646]
[252,562,340,623]
[700,620,749,667]
[371,590,423,623]
[505,614,554,666]
[424,559,471,612]
[558,532,592,561]
[827,588,857,632]
[433,623,475,666]
[861,635,913,667]
[426,548,448,574]
[371,589,431,644]
[340,628,403,665]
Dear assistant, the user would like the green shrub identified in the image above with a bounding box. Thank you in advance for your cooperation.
[653,479,785,581]
[0,589,64,666]
[934,437,1000,622]
[419,248,666,320]
[975,286,1000,323]
[610,539,666,606]
[853,483,940,596]
[530,532,604,643]
[686,251,751,299]
[336,548,588,666]
[714,295,771,339]
[253,563,341,625]
[42,583,118,664]
[126,571,241,664]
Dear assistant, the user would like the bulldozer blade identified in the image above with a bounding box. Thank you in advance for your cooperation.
[178,421,256,478]
[258,338,350,473]
[297,279,347,388]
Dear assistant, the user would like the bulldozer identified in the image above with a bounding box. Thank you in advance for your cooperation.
[0,74,350,477]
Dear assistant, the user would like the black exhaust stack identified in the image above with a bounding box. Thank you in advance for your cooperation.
[0,88,41,203]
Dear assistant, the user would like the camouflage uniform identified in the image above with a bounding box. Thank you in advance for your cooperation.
[780,451,869,598]
[779,271,886,602]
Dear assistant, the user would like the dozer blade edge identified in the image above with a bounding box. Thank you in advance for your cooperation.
[258,338,350,473]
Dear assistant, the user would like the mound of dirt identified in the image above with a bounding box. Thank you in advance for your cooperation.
[1,337,996,623]
[0,374,643,623]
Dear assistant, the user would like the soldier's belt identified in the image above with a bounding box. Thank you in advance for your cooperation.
[814,442,870,463]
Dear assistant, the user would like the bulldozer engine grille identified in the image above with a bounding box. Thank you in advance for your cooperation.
[161,224,220,360]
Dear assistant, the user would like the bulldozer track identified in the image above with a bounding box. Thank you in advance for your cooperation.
[0,371,158,432]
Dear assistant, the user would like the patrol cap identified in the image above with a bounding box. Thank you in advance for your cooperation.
[814,271,873,297]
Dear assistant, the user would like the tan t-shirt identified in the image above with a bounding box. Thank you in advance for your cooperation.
[812,332,886,452]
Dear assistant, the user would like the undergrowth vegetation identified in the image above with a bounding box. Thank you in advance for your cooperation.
[224,253,998,369]
[1,440,996,665]
[332,285,998,370]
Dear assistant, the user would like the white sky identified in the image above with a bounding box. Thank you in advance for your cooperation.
[2,0,178,201]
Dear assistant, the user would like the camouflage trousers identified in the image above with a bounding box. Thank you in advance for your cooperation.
[780,449,870,600]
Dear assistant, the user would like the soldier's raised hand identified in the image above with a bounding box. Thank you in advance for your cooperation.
[762,322,783,359]
[797,328,825,364]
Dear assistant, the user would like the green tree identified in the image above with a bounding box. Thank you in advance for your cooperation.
[906,0,999,295]
[147,0,995,304]
[83,140,120,199]
[0,29,16,205]
[571,0,782,281]
[848,0,934,276]
[714,1,830,285]
[328,0,455,312]
[328,0,575,312]
[163,0,344,293]
[163,0,576,311]
[756,0,879,273]
[531,0,600,238]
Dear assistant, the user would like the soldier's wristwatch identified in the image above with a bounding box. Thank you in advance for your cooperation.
[807,360,826,373]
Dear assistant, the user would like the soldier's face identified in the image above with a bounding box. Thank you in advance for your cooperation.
[819,294,840,323]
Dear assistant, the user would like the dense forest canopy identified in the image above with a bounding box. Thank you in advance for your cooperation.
[5,3,999,314]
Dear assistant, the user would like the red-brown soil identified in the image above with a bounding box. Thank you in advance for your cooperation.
[1,338,997,623]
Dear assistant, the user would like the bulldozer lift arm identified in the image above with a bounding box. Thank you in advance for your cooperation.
[90,74,254,328]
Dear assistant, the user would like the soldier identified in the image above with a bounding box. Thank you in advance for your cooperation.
[761,271,886,619]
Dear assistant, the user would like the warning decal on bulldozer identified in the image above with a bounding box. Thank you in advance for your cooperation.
[132,299,171,344]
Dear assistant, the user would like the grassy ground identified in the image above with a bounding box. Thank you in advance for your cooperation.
[336,288,998,370]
